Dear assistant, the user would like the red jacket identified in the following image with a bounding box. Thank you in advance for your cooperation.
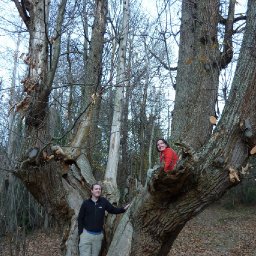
[160,147,178,172]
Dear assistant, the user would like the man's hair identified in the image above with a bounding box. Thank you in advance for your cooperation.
[91,183,102,190]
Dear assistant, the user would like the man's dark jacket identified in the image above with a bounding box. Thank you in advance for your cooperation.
[78,197,125,235]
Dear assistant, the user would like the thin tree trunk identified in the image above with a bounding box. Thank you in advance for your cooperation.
[104,0,130,201]
[66,33,74,130]
[138,41,151,183]
[7,28,22,160]
[83,0,108,164]
[118,65,131,199]
[148,115,155,169]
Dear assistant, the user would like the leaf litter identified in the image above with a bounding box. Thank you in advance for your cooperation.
[0,205,255,255]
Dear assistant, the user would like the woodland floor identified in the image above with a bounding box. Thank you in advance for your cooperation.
[0,205,256,256]
[169,204,256,256]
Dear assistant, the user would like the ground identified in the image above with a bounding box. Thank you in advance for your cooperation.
[0,205,256,256]
[169,205,256,256]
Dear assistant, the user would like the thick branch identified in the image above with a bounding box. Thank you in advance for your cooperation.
[13,0,30,29]
[219,14,247,25]
[47,0,68,87]
[147,166,194,200]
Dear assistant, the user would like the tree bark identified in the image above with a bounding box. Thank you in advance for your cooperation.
[107,1,256,255]
[7,27,22,160]
[171,0,221,150]
[12,1,85,255]
[82,0,108,166]
[104,0,130,200]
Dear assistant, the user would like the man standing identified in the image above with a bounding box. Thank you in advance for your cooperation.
[78,184,129,256]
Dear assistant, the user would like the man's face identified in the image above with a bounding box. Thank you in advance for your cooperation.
[91,185,102,198]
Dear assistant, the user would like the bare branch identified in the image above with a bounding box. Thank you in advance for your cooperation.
[12,0,30,29]
[47,0,68,87]
[220,0,236,69]
[148,49,177,71]
[219,14,247,25]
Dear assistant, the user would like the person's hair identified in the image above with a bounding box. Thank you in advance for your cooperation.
[91,183,102,190]
[156,138,170,152]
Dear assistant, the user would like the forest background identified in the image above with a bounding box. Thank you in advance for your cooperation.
[0,0,256,255]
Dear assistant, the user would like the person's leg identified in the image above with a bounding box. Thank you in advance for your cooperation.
[91,233,103,256]
[79,232,92,256]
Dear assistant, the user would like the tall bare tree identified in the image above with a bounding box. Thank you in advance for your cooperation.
[104,0,130,201]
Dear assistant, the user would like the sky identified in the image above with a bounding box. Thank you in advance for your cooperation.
[140,0,158,17]
[0,0,248,83]
[0,0,248,121]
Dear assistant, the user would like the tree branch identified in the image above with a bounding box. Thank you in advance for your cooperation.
[220,0,236,69]
[47,0,68,88]
[148,49,177,71]
[219,14,247,25]
[13,0,30,29]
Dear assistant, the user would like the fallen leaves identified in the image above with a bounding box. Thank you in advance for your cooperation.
[169,206,256,256]
[0,229,62,256]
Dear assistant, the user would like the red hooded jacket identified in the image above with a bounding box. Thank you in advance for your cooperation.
[160,147,178,172]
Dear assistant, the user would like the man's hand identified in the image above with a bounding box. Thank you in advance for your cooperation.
[124,203,130,210]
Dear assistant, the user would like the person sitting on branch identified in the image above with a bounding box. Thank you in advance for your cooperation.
[156,138,179,173]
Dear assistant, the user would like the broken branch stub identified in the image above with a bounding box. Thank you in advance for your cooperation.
[228,167,240,183]
[250,145,256,155]
[210,116,217,125]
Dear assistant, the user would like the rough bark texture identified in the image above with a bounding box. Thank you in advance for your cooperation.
[83,0,108,163]
[171,0,220,150]
[107,1,256,255]
[105,0,130,193]
[13,1,85,255]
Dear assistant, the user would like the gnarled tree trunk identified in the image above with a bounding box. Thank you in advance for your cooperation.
[107,1,256,255]
[171,0,235,150]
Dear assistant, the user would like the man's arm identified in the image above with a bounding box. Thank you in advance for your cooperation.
[104,198,128,214]
[77,201,86,235]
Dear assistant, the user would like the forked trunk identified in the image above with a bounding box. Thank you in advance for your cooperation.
[107,1,256,255]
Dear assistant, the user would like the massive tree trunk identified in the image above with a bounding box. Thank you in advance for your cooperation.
[106,1,256,255]
[171,0,235,150]
[12,1,85,255]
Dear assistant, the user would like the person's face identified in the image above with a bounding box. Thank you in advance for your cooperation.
[91,185,102,198]
[157,140,167,152]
